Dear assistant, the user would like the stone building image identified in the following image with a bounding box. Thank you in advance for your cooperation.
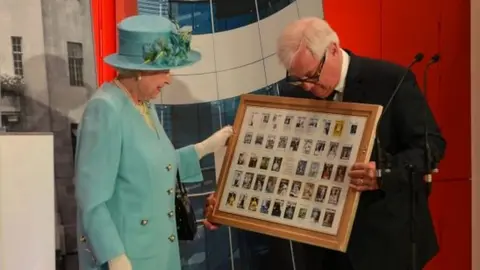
[0,0,96,268]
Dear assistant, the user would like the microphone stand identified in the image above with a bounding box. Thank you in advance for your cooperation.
[407,161,417,270]
[375,53,424,186]
[408,54,440,270]
[422,54,440,197]
[374,52,424,270]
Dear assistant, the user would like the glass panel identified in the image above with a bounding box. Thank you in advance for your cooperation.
[179,225,234,270]
[11,36,22,52]
[67,42,83,58]
[257,0,295,20]
[137,0,296,32]
[228,228,297,270]
[189,194,207,219]
[77,59,85,86]
[203,226,234,270]
[169,1,213,34]
[212,0,258,32]
[138,0,165,15]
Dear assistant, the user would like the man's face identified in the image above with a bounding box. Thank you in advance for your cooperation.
[286,43,342,98]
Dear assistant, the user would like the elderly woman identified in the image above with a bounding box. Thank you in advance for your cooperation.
[75,15,232,270]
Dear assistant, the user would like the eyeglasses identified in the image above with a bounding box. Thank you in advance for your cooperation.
[285,55,326,86]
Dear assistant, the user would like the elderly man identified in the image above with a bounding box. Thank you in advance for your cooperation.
[274,17,446,270]
[204,16,446,270]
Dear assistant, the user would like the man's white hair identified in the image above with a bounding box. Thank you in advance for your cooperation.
[276,17,340,69]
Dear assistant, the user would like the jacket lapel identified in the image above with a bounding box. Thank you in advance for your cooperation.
[342,50,366,103]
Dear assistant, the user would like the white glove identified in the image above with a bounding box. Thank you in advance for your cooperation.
[195,126,234,159]
[108,254,132,270]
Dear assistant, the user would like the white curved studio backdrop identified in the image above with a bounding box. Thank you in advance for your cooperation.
[153,0,324,105]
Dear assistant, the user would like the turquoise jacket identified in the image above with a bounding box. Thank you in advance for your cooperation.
[75,83,203,270]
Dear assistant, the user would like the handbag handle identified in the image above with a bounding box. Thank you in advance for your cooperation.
[176,169,188,195]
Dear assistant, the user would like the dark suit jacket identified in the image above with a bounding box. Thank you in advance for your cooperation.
[278,51,446,270]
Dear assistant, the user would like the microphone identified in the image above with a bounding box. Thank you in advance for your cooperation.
[381,53,425,115]
[375,53,424,185]
[423,53,440,196]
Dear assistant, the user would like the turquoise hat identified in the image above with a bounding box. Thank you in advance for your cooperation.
[104,15,201,71]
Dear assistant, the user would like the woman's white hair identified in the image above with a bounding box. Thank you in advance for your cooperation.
[116,68,139,77]
[276,17,340,69]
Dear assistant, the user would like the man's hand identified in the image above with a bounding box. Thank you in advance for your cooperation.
[203,193,220,230]
[348,161,379,191]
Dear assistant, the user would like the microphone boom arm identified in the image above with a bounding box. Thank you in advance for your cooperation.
[375,53,424,185]
[423,53,440,196]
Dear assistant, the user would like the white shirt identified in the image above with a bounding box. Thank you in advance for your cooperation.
[333,49,350,101]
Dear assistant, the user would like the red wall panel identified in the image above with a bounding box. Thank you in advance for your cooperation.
[435,0,471,180]
[325,0,471,181]
[381,0,471,181]
[324,0,382,58]
[380,0,441,132]
[90,0,122,86]
[90,0,137,85]
[90,0,102,86]
[325,0,472,268]
[308,1,472,269]
[426,179,472,270]
[116,0,137,22]
[381,0,441,65]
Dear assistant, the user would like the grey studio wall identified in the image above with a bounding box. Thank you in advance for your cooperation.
[137,0,325,269]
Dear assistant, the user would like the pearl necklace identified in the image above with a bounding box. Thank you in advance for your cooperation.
[113,79,156,132]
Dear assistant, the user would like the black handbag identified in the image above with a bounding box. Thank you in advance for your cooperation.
[175,170,197,240]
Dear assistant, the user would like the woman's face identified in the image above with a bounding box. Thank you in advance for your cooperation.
[137,70,172,100]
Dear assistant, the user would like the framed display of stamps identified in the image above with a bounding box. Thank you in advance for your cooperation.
[209,94,383,252]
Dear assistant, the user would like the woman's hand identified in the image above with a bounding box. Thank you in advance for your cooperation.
[203,193,220,230]
[195,126,234,159]
[108,254,132,270]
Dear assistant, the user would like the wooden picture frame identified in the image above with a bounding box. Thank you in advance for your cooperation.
[210,94,383,252]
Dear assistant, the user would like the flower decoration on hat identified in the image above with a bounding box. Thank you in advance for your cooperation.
[142,21,193,67]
